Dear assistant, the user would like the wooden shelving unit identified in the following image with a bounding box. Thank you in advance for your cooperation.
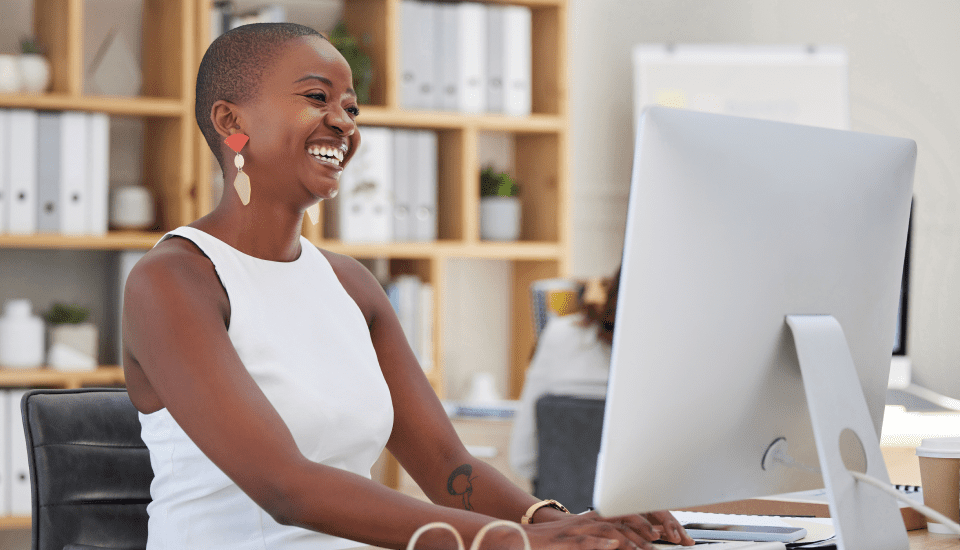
[192,0,572,398]
[1,0,569,525]
[0,231,163,250]
[0,516,31,531]
[0,367,125,390]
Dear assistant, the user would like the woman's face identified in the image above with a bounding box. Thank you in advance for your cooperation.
[241,35,361,203]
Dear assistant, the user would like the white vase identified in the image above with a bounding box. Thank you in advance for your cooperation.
[17,53,51,93]
[110,185,155,229]
[0,54,21,93]
[0,300,45,369]
[479,196,522,241]
[48,323,99,371]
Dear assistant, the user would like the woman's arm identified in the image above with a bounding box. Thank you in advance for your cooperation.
[321,253,540,521]
[333,257,694,546]
[125,245,665,550]
[328,255,691,544]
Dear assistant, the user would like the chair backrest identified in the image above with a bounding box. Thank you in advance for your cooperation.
[21,388,153,550]
[535,394,606,513]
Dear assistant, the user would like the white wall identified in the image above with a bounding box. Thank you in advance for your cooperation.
[568,0,960,395]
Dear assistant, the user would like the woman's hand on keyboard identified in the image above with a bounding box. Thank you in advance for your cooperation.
[518,509,695,550]
[639,511,696,546]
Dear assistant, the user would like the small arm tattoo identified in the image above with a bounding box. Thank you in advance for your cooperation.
[447,464,478,510]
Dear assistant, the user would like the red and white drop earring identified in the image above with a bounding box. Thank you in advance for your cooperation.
[225,133,251,205]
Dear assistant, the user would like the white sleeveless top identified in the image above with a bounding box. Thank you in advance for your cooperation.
[139,226,394,550]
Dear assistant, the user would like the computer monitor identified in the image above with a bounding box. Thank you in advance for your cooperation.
[594,107,916,549]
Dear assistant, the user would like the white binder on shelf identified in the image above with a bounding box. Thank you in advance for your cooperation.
[435,2,460,111]
[391,129,414,242]
[455,2,488,113]
[417,2,439,109]
[485,5,506,113]
[333,126,393,243]
[411,130,438,241]
[117,249,148,361]
[418,283,434,372]
[7,109,39,234]
[392,275,422,362]
[37,111,62,233]
[7,389,30,516]
[59,111,89,235]
[0,110,9,233]
[399,1,424,109]
[0,391,9,516]
[87,112,110,236]
[502,5,532,117]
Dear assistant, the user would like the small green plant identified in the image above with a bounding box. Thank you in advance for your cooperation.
[480,167,520,197]
[329,21,373,105]
[20,36,43,55]
[43,303,91,325]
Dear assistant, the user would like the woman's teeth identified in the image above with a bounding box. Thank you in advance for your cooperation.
[307,145,344,166]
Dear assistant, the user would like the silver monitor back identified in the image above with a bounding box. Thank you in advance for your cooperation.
[594,106,916,515]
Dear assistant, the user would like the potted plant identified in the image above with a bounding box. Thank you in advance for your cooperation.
[329,21,373,105]
[18,36,51,93]
[479,167,522,241]
[44,303,98,371]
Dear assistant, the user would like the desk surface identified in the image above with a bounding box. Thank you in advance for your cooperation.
[356,530,952,550]
[909,529,956,549]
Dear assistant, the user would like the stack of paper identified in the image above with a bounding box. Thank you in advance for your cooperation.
[0,108,110,236]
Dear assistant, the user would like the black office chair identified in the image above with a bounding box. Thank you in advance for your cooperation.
[534,394,606,513]
[21,388,153,550]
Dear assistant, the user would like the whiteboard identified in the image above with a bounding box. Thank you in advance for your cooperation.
[633,44,850,131]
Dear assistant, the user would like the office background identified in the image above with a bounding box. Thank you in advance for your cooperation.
[1,0,958,399]
[565,0,960,402]
[0,1,957,545]
[1,0,958,409]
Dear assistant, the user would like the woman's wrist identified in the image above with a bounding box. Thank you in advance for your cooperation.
[530,505,571,523]
[521,499,571,524]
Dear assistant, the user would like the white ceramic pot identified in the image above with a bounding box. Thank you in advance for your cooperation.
[479,196,522,241]
[0,299,44,369]
[17,53,51,93]
[110,185,156,230]
[0,55,21,93]
[48,323,99,371]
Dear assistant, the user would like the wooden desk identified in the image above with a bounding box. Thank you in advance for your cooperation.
[355,530,952,550]
[909,529,957,549]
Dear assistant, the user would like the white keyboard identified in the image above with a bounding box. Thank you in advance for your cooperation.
[655,543,786,550]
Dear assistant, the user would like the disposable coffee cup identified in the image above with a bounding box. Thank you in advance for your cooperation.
[916,437,960,534]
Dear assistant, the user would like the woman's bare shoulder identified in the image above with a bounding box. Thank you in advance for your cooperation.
[125,236,230,323]
[123,236,231,413]
[316,248,382,326]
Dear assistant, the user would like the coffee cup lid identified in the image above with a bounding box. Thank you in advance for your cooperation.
[916,437,960,458]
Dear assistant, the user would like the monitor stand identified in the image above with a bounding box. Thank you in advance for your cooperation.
[784,315,910,550]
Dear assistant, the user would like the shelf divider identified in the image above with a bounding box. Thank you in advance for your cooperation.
[34,0,83,96]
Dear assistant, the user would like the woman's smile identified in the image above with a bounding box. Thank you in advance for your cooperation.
[307,144,345,167]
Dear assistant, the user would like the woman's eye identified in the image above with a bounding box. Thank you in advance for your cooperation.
[307,93,327,102]
[346,106,361,117]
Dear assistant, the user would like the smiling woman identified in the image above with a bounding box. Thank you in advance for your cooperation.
[119,21,693,550]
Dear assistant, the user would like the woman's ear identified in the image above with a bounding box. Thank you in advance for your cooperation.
[211,99,242,140]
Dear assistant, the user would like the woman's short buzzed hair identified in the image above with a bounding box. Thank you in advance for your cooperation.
[195,22,326,171]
